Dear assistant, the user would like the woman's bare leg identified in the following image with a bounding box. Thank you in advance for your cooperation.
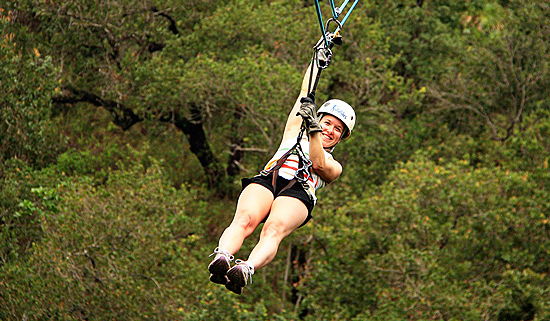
[217,183,274,255]
[246,196,308,270]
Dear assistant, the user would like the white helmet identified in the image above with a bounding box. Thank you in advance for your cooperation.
[318,99,356,139]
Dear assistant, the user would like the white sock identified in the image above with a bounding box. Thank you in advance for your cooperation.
[244,261,255,275]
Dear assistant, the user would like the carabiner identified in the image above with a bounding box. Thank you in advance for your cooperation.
[295,161,312,183]
[315,46,333,69]
[325,17,343,35]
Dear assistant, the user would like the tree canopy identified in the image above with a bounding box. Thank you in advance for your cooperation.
[2,0,550,320]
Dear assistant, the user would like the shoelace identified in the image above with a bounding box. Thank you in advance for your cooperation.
[234,259,254,284]
[209,247,234,261]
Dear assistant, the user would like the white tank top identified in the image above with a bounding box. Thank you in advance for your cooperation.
[262,135,331,204]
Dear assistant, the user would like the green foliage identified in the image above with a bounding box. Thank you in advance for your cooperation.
[0,10,62,166]
[427,0,550,139]
[133,50,301,164]
[360,0,468,83]
[182,0,314,62]
[2,0,550,320]
[305,154,550,320]
[0,158,62,265]
[0,160,209,320]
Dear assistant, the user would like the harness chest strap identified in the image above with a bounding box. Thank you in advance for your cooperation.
[260,136,310,197]
[261,142,298,195]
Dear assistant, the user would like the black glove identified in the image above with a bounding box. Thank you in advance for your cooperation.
[297,97,322,135]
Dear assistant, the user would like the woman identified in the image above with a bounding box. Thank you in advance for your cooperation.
[208,61,356,294]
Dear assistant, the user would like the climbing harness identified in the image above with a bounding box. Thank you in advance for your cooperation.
[260,0,358,194]
[260,124,312,195]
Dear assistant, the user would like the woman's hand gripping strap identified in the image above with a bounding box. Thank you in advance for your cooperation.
[297,97,322,135]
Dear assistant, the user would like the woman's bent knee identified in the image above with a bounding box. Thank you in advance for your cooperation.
[231,210,259,235]
[260,221,287,241]
[233,214,252,228]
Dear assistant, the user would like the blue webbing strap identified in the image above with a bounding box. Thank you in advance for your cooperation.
[314,0,329,48]
[329,0,338,18]
[314,0,359,38]
[339,0,359,27]
[309,0,359,99]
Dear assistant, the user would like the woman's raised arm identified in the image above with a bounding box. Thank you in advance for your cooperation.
[281,61,321,142]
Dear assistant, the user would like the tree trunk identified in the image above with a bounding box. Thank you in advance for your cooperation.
[170,104,227,193]
[53,91,228,194]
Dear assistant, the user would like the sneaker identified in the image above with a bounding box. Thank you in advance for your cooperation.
[225,259,254,294]
[208,247,234,285]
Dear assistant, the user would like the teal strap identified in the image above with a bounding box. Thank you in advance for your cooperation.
[314,0,329,48]
[339,0,359,27]
[313,0,359,48]
[329,0,338,18]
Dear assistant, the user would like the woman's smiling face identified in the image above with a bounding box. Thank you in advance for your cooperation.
[319,115,345,148]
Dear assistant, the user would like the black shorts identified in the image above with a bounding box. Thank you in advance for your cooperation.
[241,173,314,227]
